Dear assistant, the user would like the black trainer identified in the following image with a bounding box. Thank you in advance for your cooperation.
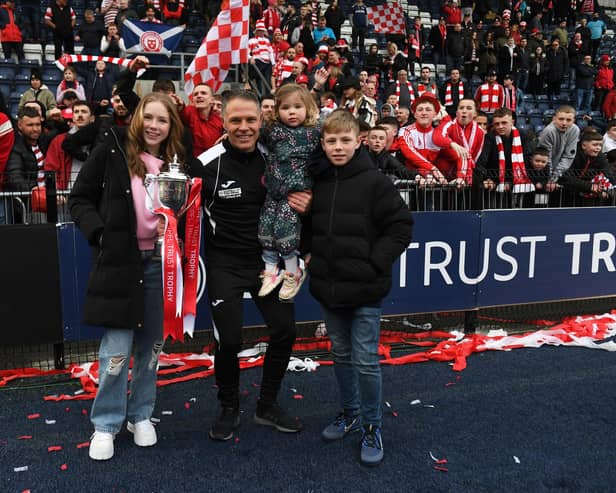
[209,407,240,441]
[254,402,303,432]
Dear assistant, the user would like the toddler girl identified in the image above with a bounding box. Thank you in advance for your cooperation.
[258,84,320,300]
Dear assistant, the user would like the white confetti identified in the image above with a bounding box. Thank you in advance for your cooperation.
[423,404,436,408]
[45,419,56,425]
[385,401,392,408]
[410,399,421,405]
[513,456,520,464]
[162,411,173,416]
[429,451,439,462]
[150,417,161,423]
[73,389,85,395]
[189,397,197,402]
[290,388,297,393]
[14,466,28,472]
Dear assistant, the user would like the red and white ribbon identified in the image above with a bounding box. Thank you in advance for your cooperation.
[181,178,202,338]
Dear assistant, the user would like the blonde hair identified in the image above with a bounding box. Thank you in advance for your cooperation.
[274,83,319,127]
[126,93,185,178]
[322,108,360,136]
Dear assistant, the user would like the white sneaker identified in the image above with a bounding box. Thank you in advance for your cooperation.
[278,268,306,301]
[89,431,115,460]
[258,268,283,297]
[127,419,157,447]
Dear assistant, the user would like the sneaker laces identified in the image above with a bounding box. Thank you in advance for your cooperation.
[362,427,381,449]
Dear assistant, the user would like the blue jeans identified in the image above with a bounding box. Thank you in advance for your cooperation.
[321,305,383,427]
[90,254,164,434]
[576,88,593,114]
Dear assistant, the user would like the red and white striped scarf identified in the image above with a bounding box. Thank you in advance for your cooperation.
[32,144,45,187]
[453,120,481,184]
[495,127,534,193]
[444,81,465,106]
[395,80,415,107]
[478,82,500,113]
[503,86,516,112]
[58,79,81,93]
[416,82,436,97]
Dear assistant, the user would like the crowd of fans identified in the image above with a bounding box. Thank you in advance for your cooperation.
[0,0,616,225]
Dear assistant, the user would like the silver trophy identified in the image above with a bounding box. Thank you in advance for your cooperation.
[144,154,191,258]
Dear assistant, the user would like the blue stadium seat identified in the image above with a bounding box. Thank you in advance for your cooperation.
[0,81,12,100]
[9,101,19,119]
[536,94,550,111]
[522,93,536,109]
[42,70,62,84]
[534,124,545,134]
[0,66,15,81]
[15,83,31,95]
[528,108,543,128]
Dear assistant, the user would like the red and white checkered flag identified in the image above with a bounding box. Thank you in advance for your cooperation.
[367,2,406,35]
[184,0,249,94]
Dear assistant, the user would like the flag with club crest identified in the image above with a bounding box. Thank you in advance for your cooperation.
[122,19,185,64]
[367,1,406,35]
[184,0,250,94]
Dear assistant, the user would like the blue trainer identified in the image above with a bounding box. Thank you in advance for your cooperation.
[360,425,384,466]
[321,412,361,441]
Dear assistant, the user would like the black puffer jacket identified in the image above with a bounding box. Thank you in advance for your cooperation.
[307,147,414,309]
[68,126,146,330]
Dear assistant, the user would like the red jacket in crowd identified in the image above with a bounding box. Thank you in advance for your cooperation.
[595,66,614,91]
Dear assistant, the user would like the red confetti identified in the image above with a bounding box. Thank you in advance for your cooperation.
[27,413,40,420]
[18,436,33,440]
[445,382,456,387]
[76,442,90,449]
[433,466,448,472]
[241,389,249,396]
[21,490,31,493]
[436,459,448,464]
[184,402,190,409]
[251,383,260,388]
[81,409,88,416]
[65,407,70,412]
[47,446,62,452]
[392,411,399,417]
[456,376,461,381]
[235,437,240,443]
[293,394,304,400]
[60,464,68,471]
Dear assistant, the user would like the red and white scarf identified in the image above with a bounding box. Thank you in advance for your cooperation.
[416,82,436,97]
[503,86,516,112]
[453,120,481,184]
[478,82,501,113]
[495,127,534,193]
[395,80,415,107]
[444,81,465,106]
[58,79,81,94]
[32,145,45,187]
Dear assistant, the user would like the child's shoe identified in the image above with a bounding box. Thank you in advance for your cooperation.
[89,431,115,460]
[127,419,157,447]
[278,268,306,301]
[258,268,283,297]
[321,412,361,441]
[360,425,384,466]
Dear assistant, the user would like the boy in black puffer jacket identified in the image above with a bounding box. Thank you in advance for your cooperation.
[306,109,413,466]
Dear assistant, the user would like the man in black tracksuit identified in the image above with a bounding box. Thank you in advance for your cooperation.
[192,90,309,441]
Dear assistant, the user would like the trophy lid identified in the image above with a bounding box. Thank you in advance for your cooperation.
[159,154,186,180]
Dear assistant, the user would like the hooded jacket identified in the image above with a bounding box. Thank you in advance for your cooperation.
[306,146,413,308]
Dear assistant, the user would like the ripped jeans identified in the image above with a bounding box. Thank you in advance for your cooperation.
[90,254,164,434]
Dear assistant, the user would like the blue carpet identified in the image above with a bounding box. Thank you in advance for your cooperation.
[2,345,616,492]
